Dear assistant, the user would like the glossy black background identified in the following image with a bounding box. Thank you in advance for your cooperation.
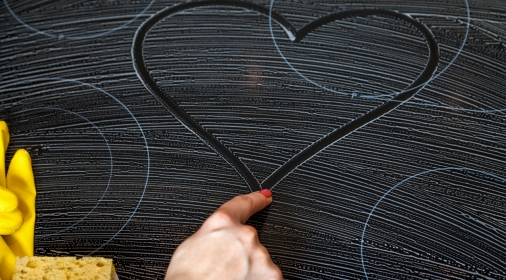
[1,0,505,279]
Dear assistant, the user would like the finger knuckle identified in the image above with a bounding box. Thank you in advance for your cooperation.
[258,244,271,257]
[260,263,283,280]
[204,210,234,229]
[255,246,274,263]
[240,225,259,243]
[269,267,283,280]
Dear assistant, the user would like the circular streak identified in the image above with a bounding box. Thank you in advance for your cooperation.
[3,0,156,40]
[268,0,501,113]
[132,0,297,192]
[0,78,150,255]
[8,107,114,238]
[360,167,506,279]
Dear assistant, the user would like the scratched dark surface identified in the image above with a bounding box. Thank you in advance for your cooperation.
[1,0,505,279]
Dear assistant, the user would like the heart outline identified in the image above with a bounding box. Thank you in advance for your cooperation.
[132,0,439,191]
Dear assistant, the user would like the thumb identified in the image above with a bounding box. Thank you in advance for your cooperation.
[216,189,272,224]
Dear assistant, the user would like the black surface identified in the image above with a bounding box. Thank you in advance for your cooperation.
[1,0,505,279]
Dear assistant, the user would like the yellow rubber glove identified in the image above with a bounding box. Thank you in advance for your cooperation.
[0,121,36,280]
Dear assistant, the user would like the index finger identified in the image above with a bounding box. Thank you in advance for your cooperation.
[215,190,272,225]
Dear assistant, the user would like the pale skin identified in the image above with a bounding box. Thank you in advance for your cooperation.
[165,191,283,280]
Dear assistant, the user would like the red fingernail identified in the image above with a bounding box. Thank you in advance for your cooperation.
[259,189,272,198]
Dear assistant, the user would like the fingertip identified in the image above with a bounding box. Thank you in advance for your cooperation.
[0,120,9,152]
[7,149,35,196]
[215,191,273,225]
[0,121,8,133]
[259,189,272,199]
[14,148,31,160]
[11,149,32,166]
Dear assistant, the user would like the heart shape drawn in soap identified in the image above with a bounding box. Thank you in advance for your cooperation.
[132,0,439,192]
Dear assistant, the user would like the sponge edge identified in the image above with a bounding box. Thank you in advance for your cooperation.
[13,256,118,280]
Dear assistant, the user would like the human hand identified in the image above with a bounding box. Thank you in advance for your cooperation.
[165,190,282,280]
[0,121,37,280]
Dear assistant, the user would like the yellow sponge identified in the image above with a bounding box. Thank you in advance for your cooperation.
[12,256,118,280]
